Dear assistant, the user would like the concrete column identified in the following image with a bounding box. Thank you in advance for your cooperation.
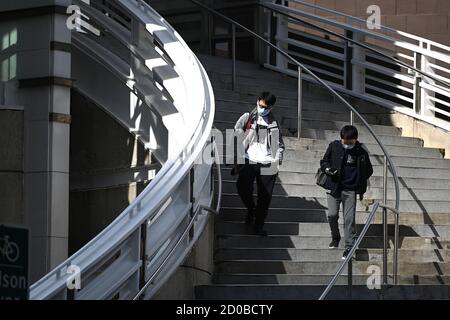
[420,43,436,119]
[275,9,289,70]
[0,0,72,282]
[351,31,366,95]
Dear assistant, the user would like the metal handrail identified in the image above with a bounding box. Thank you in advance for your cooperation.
[319,202,400,300]
[187,0,401,299]
[319,202,380,300]
[318,202,400,300]
[260,1,450,91]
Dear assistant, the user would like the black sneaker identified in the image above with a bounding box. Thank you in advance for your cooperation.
[342,248,352,260]
[254,226,268,237]
[328,238,341,249]
[245,210,254,225]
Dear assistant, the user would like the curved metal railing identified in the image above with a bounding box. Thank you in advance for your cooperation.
[30,0,220,300]
[188,0,401,299]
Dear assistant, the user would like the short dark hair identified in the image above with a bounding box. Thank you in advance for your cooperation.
[340,125,358,140]
[259,92,277,107]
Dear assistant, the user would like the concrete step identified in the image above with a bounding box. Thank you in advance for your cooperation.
[216,235,450,250]
[295,130,422,148]
[215,109,386,129]
[217,159,450,179]
[199,54,292,79]
[220,193,450,213]
[219,171,450,190]
[219,180,450,201]
[195,284,450,300]
[215,221,450,238]
[214,260,450,275]
[215,99,393,119]
[220,178,450,201]
[212,274,450,285]
[214,248,450,263]
[283,137,443,159]
[216,119,419,147]
[219,208,450,225]
[214,91,308,108]
[215,95,350,112]
[212,89,382,116]
[206,74,336,107]
[214,119,402,137]
[208,73,299,93]
[285,154,449,176]
[217,150,450,169]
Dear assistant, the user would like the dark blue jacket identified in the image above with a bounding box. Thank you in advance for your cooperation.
[320,140,374,197]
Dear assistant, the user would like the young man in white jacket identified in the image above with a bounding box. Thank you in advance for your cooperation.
[233,92,285,236]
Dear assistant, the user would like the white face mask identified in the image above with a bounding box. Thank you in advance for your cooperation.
[257,102,271,116]
[342,143,355,150]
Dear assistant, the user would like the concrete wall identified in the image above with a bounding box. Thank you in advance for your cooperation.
[0,0,73,282]
[293,0,450,46]
[69,90,155,254]
[382,113,450,159]
[153,214,215,300]
[0,109,24,225]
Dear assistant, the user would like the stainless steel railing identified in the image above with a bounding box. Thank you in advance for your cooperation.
[262,0,450,132]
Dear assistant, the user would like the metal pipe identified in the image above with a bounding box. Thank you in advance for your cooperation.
[378,204,399,284]
[347,259,352,300]
[393,212,399,284]
[350,110,354,125]
[212,138,223,213]
[382,155,388,286]
[231,24,236,91]
[297,66,302,139]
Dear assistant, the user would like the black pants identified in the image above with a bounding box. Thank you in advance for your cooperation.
[236,163,277,228]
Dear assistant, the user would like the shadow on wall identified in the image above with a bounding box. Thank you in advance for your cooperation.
[68,89,153,254]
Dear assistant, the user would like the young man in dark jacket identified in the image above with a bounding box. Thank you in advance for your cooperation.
[320,125,373,259]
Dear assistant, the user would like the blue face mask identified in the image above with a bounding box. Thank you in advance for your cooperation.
[257,104,271,117]
[342,143,355,150]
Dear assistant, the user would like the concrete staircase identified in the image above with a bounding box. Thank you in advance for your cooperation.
[196,54,450,299]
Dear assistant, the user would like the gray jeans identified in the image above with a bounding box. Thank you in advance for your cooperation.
[326,190,357,249]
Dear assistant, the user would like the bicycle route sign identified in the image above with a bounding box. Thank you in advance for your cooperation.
[0,225,29,300]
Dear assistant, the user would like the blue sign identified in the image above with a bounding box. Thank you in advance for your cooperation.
[0,225,29,300]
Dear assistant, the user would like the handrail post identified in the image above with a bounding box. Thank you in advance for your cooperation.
[231,24,236,91]
[393,212,399,284]
[189,167,195,239]
[297,66,302,139]
[382,155,388,287]
[347,259,352,300]
[413,51,423,115]
[420,44,437,120]
[138,221,148,300]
